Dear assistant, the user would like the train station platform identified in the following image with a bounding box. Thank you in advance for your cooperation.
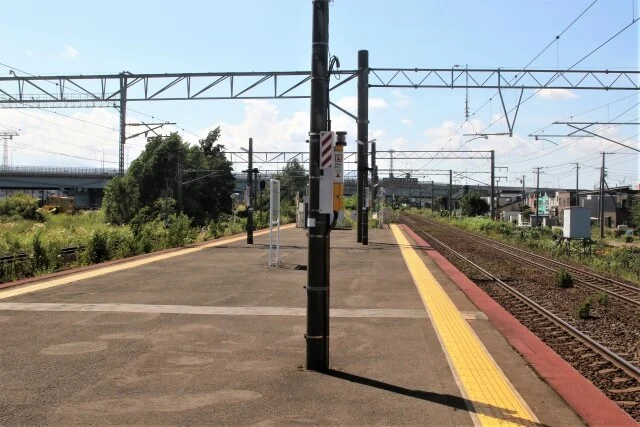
[0,225,599,425]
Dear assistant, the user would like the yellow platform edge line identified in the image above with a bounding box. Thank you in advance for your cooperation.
[0,224,295,301]
[390,224,538,427]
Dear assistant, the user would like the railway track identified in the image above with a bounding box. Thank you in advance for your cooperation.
[405,214,640,309]
[402,218,640,417]
[0,246,84,265]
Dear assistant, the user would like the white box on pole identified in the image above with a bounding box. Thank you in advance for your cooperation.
[563,207,591,239]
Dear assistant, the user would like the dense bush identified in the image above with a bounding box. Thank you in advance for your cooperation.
[0,194,43,221]
[167,214,194,247]
[84,230,109,264]
[0,198,294,283]
[102,175,140,225]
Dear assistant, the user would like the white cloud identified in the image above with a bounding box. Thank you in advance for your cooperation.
[336,96,388,112]
[401,118,412,125]
[0,109,150,168]
[536,89,578,100]
[422,118,529,158]
[392,90,410,108]
[390,137,406,151]
[60,44,79,59]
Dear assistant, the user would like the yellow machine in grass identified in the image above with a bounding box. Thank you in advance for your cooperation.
[40,195,76,214]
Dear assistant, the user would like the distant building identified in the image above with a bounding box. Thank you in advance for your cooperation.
[549,190,571,218]
[578,187,637,227]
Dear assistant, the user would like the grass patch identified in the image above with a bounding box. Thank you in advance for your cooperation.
[575,297,593,319]
[555,268,574,288]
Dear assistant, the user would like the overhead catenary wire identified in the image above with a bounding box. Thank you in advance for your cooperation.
[11,141,117,164]
[420,1,604,172]
[479,14,640,137]
[0,61,195,146]
[530,92,638,136]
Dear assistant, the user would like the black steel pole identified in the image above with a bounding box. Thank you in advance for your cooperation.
[448,169,452,217]
[357,50,369,245]
[431,181,434,212]
[247,137,254,244]
[371,140,376,212]
[118,74,127,176]
[521,175,525,208]
[306,0,330,371]
[599,153,605,238]
[490,149,495,219]
[177,156,183,213]
[573,163,579,207]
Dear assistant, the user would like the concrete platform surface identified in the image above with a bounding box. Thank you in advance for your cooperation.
[0,227,583,426]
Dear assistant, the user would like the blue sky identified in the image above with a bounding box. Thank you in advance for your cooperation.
[0,0,638,190]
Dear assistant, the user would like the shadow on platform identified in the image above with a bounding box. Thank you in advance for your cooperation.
[323,369,548,427]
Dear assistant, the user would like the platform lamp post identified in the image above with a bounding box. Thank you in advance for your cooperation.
[241,139,258,244]
[358,137,376,238]
[356,48,371,247]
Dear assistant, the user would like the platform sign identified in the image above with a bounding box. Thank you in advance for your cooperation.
[334,152,344,183]
[270,179,281,221]
[269,179,281,267]
[243,185,250,206]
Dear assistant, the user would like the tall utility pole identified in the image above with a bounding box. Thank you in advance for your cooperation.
[306,0,330,371]
[520,175,526,207]
[490,150,495,219]
[177,156,183,214]
[571,162,580,206]
[599,152,614,238]
[494,166,508,214]
[533,167,542,226]
[357,50,369,245]
[448,169,453,217]
[246,137,254,244]
[431,180,435,212]
[1,131,19,167]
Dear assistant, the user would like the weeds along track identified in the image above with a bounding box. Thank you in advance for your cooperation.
[401,213,640,420]
[408,214,640,308]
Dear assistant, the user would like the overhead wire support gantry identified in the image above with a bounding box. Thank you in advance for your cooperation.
[1,67,638,174]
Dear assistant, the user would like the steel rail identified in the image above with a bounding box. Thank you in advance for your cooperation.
[404,219,640,382]
[407,214,640,307]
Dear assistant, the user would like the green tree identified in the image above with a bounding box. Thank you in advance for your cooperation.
[631,194,640,227]
[459,192,490,216]
[275,160,308,202]
[127,130,235,225]
[102,175,140,225]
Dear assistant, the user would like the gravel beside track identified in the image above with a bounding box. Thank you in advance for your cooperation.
[401,213,640,421]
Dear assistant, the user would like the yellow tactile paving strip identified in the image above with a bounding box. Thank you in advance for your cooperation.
[390,224,538,427]
[0,224,295,301]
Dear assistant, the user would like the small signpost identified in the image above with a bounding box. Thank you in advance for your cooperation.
[269,179,281,267]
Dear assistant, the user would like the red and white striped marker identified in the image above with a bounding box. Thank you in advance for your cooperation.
[319,131,334,169]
